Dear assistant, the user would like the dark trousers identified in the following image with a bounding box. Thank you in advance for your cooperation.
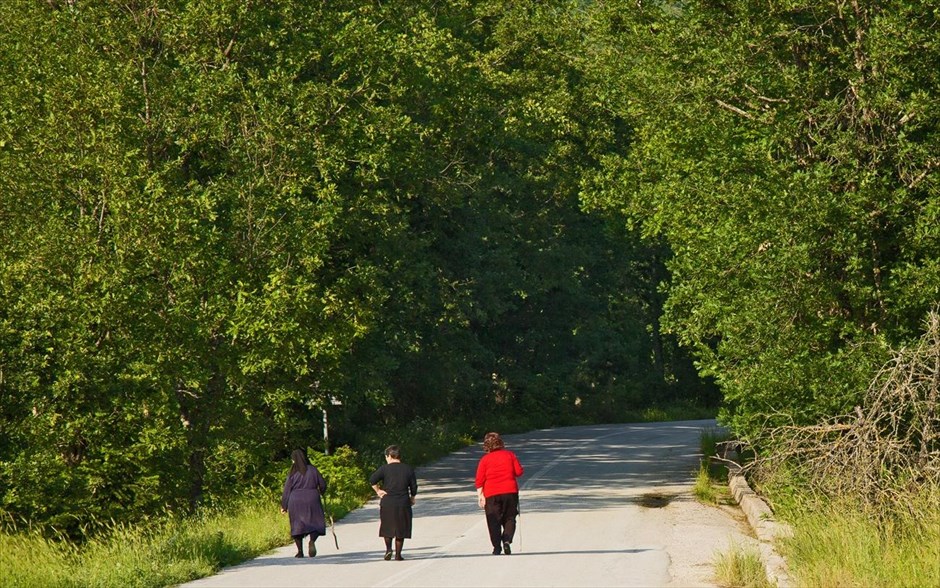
[484,492,519,547]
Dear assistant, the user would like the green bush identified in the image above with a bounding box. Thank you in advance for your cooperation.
[355,417,476,470]
[307,445,372,516]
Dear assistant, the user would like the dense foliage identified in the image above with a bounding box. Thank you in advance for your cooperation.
[580,0,939,436]
[2,0,935,539]
[0,0,708,537]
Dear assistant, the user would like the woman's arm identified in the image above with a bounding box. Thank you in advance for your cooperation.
[475,457,487,508]
[369,466,386,498]
[280,475,292,512]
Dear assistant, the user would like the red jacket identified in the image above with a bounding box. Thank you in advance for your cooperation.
[475,449,524,497]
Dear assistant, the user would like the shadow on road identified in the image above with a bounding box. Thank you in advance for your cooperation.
[412,421,714,514]
[226,547,655,567]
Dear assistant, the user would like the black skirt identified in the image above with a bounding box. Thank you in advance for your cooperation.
[378,495,413,538]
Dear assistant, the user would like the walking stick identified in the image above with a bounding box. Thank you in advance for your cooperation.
[325,494,339,549]
[329,512,339,549]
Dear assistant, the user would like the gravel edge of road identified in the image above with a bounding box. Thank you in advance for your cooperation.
[727,469,793,588]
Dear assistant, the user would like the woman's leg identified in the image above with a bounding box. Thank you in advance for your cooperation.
[484,498,503,554]
[501,493,519,549]
[384,536,393,560]
[293,535,305,557]
[394,538,405,560]
[308,535,317,557]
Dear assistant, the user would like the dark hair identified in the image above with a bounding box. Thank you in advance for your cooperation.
[289,448,309,476]
[384,445,401,460]
[483,432,505,453]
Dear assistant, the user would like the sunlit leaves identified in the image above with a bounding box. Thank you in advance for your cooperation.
[582,0,939,436]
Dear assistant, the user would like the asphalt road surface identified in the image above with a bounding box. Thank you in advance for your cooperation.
[182,420,758,587]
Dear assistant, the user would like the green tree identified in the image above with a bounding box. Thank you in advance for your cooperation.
[0,0,712,537]
[0,0,399,532]
[581,0,939,436]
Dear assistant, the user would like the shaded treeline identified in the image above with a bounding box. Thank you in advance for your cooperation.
[0,1,708,537]
[1,0,937,539]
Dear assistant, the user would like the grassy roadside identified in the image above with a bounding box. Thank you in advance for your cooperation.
[694,428,940,588]
[777,493,940,588]
[691,427,773,588]
[0,449,371,588]
[712,544,774,588]
[1,495,286,588]
[692,426,733,506]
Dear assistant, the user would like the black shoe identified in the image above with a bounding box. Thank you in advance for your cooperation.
[309,542,317,558]
[294,552,304,558]
[492,547,501,555]
[503,542,511,555]
[384,551,393,561]
[395,554,404,561]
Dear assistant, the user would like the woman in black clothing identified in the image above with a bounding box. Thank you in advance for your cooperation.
[369,445,417,560]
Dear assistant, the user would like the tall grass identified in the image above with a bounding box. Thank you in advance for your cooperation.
[1,495,284,588]
[693,427,734,507]
[693,464,720,504]
[780,493,940,588]
[713,544,775,588]
[354,416,478,470]
[0,446,373,588]
[699,426,732,482]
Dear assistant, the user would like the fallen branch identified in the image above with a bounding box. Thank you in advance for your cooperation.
[751,311,940,518]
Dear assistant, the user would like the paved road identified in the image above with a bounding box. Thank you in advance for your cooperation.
[183,420,757,587]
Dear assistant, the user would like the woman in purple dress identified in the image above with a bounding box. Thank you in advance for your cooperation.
[281,449,328,558]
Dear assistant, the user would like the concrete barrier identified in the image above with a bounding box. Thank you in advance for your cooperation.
[727,466,793,588]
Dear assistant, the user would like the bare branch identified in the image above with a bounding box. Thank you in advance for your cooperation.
[716,99,756,120]
[751,310,940,520]
[744,84,789,104]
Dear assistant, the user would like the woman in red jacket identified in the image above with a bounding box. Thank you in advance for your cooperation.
[474,432,524,555]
